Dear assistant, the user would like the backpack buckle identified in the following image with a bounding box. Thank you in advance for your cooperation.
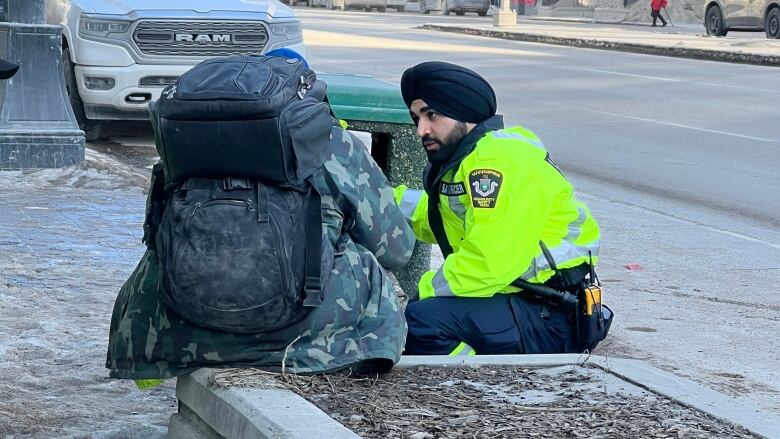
[303,287,323,307]
[302,276,323,307]
[222,177,252,191]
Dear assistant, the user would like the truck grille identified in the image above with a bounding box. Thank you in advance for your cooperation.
[133,21,269,57]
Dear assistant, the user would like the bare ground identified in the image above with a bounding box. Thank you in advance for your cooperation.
[212,365,759,439]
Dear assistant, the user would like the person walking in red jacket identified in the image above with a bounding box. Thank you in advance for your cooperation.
[650,0,668,27]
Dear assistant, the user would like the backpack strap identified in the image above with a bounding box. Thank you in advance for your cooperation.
[251,177,322,308]
[302,180,324,308]
[142,161,169,250]
[427,173,454,258]
[322,170,355,233]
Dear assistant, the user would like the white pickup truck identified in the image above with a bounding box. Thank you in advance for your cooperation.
[45,0,306,139]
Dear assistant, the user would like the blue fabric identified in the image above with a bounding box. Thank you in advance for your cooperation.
[265,48,309,69]
[404,294,576,355]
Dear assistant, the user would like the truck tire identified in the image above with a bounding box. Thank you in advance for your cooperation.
[705,6,727,36]
[62,47,102,141]
[766,8,780,39]
[478,9,487,16]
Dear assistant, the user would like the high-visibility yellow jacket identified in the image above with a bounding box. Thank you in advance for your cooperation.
[395,125,600,300]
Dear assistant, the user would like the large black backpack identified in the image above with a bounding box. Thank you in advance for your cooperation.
[148,55,337,334]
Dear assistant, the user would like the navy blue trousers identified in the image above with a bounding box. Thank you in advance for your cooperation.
[404,294,576,355]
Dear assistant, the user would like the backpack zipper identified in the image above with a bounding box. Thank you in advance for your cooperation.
[164,84,177,99]
[297,76,311,99]
[189,199,254,216]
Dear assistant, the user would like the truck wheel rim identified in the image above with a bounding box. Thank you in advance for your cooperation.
[709,15,719,33]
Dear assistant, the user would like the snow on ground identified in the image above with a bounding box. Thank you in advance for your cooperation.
[0,149,149,191]
[0,149,174,439]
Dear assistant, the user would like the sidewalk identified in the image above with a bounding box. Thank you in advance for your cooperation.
[0,150,174,438]
[422,17,780,66]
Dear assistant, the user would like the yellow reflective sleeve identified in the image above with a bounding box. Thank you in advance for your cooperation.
[449,342,477,356]
[394,185,436,244]
[417,270,436,300]
[442,165,552,298]
[393,184,407,204]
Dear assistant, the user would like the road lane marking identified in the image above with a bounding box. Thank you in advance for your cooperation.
[303,29,552,57]
[578,192,780,251]
[578,68,780,93]
[580,68,684,82]
[592,110,777,143]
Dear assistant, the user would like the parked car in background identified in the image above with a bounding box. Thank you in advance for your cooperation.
[309,0,388,11]
[405,0,422,12]
[387,0,409,11]
[704,0,780,38]
[421,0,489,15]
[46,0,305,140]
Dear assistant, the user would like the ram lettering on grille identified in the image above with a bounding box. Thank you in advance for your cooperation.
[174,34,232,43]
[134,21,269,56]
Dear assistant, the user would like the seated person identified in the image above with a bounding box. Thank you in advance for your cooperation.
[106,54,416,380]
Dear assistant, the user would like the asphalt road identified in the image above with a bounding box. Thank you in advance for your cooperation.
[298,8,780,228]
[291,8,780,413]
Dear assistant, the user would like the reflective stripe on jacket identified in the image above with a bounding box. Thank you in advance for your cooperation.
[395,125,601,300]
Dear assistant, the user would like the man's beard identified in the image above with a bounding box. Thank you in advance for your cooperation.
[423,122,469,165]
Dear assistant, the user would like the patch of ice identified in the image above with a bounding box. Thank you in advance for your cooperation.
[0,148,147,191]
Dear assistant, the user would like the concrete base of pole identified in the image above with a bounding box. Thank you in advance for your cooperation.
[493,10,517,26]
[0,130,84,170]
[0,22,85,169]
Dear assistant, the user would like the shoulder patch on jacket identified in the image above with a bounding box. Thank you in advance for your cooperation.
[469,169,503,208]
[440,182,466,197]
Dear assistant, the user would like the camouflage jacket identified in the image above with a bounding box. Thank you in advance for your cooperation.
[106,127,416,379]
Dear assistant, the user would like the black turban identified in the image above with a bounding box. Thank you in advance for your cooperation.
[401,61,496,123]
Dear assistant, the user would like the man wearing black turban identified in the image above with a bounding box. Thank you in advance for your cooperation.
[394,61,611,356]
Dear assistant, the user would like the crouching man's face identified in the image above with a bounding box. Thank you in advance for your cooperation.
[409,99,473,165]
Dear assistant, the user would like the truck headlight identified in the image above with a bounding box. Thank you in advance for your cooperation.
[80,17,131,38]
[270,22,302,40]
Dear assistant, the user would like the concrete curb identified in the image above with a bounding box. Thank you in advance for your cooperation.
[420,24,780,67]
[168,355,780,439]
[168,368,360,439]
